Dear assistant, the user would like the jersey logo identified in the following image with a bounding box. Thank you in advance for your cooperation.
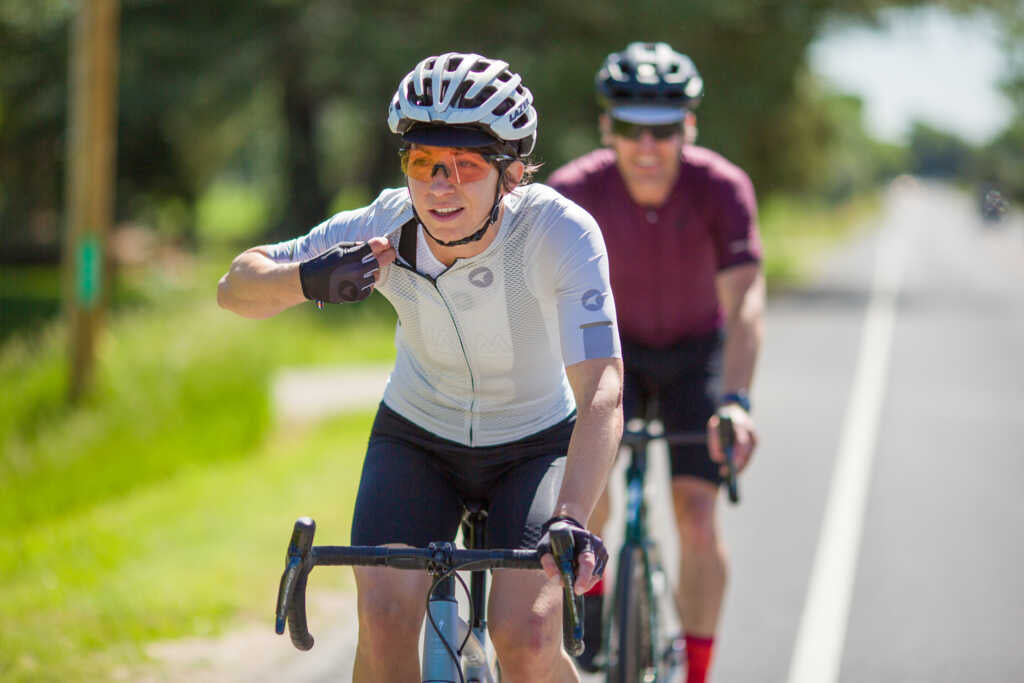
[468,267,494,288]
[581,289,605,311]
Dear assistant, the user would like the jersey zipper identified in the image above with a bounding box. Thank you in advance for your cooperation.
[393,261,478,445]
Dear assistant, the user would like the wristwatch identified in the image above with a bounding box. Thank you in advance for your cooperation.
[720,390,751,413]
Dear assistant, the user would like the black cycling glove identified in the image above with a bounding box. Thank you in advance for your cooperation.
[536,515,608,579]
[298,241,379,304]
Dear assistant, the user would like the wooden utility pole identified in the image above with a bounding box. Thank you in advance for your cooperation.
[64,0,120,402]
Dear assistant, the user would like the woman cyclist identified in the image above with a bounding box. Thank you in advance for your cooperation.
[218,52,623,682]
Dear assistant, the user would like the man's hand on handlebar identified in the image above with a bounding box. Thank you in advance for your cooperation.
[708,403,757,476]
[536,516,608,594]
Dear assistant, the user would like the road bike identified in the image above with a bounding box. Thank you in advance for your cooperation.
[275,502,584,683]
[604,416,738,683]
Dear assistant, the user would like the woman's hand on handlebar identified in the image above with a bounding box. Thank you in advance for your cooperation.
[536,516,608,594]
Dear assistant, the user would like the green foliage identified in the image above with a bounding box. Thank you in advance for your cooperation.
[908,122,974,177]
[0,250,399,681]
[196,179,273,245]
[1,0,964,249]
[0,260,397,531]
[0,410,371,682]
[978,119,1024,201]
[759,192,881,288]
[329,185,374,216]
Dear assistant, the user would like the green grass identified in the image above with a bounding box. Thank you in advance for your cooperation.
[759,192,880,290]
[0,254,398,681]
[1,410,372,682]
[0,259,397,530]
[0,192,881,681]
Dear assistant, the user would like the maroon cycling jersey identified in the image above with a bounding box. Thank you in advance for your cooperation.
[547,146,761,347]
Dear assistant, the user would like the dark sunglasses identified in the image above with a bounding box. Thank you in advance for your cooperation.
[610,118,682,140]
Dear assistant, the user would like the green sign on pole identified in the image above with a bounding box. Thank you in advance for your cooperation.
[77,235,102,308]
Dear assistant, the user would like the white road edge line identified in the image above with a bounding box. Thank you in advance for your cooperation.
[787,226,907,683]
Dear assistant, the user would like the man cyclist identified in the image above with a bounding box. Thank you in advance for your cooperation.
[218,52,622,682]
[547,42,764,683]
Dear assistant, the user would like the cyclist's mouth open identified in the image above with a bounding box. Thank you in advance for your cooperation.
[429,207,465,221]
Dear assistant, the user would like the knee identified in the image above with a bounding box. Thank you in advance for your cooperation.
[674,488,719,553]
[356,575,423,653]
[490,610,561,676]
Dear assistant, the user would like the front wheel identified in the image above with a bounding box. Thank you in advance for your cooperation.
[606,544,656,683]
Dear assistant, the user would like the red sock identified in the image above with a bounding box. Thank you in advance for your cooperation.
[684,633,714,683]
[584,576,604,596]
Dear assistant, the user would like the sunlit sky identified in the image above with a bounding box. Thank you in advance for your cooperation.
[809,5,1013,145]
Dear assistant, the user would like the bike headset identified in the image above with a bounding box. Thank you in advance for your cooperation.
[387,51,538,247]
[596,41,704,122]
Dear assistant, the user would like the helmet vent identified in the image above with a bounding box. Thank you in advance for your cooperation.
[388,52,538,156]
[595,42,703,111]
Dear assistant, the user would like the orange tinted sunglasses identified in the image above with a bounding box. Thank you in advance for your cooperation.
[399,145,512,184]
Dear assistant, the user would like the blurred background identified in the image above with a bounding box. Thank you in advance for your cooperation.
[1,0,1021,681]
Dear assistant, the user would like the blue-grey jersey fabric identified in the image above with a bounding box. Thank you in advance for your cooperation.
[264,183,620,446]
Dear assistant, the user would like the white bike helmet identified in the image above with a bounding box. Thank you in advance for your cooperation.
[388,52,538,157]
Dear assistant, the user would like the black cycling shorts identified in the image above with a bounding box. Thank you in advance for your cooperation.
[622,331,724,485]
[350,402,574,550]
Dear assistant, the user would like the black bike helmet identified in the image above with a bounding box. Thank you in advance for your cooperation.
[596,42,703,121]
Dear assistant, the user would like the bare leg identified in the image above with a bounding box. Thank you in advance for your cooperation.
[489,568,581,682]
[671,476,727,636]
[352,564,432,682]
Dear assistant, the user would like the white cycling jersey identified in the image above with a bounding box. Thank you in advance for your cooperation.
[264,183,620,446]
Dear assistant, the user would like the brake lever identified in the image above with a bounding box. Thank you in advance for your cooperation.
[275,517,316,650]
[549,526,585,656]
[717,415,740,504]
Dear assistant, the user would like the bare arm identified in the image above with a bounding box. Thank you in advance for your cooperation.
[708,262,765,472]
[716,262,764,395]
[541,356,623,589]
[555,357,624,523]
[217,247,306,319]
[217,238,397,319]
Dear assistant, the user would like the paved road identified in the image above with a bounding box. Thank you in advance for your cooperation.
[152,181,1024,682]
[715,180,1024,683]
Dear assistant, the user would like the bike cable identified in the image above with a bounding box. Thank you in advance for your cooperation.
[423,561,476,683]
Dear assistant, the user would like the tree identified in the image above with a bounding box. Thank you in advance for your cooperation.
[0,0,977,255]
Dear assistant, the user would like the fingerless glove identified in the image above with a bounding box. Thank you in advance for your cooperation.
[298,241,379,304]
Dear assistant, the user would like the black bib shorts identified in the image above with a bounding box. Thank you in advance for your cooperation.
[622,330,724,485]
[351,403,575,550]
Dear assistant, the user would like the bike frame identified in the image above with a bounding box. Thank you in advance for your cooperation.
[422,502,497,682]
[605,417,737,681]
[614,433,666,680]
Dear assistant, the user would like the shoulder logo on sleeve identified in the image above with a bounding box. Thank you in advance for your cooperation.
[468,267,494,288]
[582,289,605,311]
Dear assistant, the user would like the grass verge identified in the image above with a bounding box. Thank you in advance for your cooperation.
[759,192,881,290]
[1,410,372,683]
